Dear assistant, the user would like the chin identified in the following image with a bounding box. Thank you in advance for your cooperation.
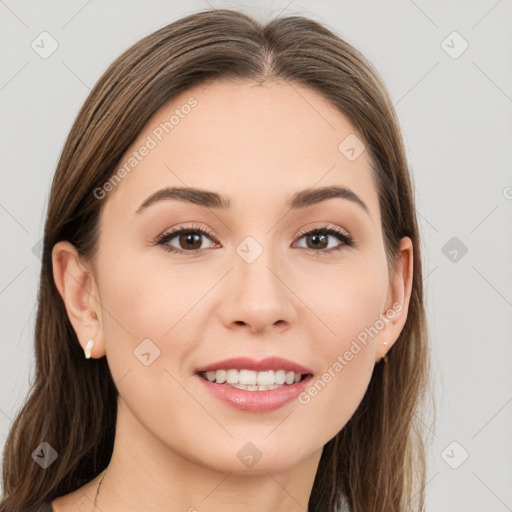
[193,437,320,475]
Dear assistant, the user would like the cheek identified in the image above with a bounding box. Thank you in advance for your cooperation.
[94,249,169,374]
[102,267,164,333]
[97,249,208,382]
[99,245,191,335]
[295,256,386,433]
[297,253,388,346]
[97,258,199,428]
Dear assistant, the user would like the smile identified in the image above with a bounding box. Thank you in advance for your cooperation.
[199,369,308,391]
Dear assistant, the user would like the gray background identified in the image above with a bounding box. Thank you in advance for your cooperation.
[1,0,511,510]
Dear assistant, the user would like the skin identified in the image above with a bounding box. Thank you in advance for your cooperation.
[51,79,413,512]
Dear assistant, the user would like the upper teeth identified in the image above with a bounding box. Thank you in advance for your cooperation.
[202,369,302,386]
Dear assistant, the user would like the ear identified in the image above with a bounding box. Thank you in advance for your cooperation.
[376,236,414,362]
[52,241,105,359]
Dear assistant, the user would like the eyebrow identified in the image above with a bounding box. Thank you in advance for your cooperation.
[135,185,369,214]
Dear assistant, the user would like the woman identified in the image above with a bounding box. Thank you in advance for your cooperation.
[0,8,431,512]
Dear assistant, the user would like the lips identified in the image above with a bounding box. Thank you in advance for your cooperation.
[195,356,313,375]
[196,372,314,412]
[194,357,314,412]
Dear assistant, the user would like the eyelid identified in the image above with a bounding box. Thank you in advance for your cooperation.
[295,223,352,241]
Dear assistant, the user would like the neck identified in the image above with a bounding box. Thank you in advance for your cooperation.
[95,399,322,512]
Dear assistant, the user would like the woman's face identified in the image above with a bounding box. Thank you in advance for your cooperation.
[69,79,412,475]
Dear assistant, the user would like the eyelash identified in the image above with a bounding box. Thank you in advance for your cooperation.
[154,223,355,257]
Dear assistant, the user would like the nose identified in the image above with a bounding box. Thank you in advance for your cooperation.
[218,246,297,335]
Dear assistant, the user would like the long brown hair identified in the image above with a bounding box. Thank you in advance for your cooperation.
[1,8,433,511]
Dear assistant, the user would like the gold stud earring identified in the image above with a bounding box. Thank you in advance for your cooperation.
[84,339,94,359]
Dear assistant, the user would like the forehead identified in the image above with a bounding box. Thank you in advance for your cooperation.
[100,79,379,223]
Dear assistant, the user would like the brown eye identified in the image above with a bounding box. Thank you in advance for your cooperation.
[294,225,354,254]
[156,225,218,254]
[176,232,203,250]
[303,232,329,250]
